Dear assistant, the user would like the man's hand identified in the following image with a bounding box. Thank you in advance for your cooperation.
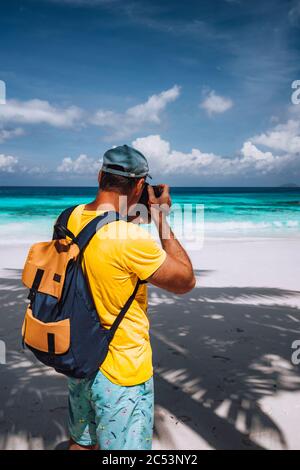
[147,184,171,215]
[147,184,195,295]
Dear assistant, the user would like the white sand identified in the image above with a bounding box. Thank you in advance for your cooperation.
[0,236,299,450]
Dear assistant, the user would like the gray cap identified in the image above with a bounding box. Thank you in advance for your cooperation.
[102,144,151,178]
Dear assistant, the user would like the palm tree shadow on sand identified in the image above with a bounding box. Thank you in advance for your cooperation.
[0,268,300,449]
[150,270,300,450]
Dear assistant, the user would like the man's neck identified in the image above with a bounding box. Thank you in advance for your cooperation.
[85,190,129,216]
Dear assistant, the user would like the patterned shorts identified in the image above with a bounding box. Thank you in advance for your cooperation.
[68,369,154,450]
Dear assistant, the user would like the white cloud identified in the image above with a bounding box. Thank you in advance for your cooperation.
[133,134,240,176]
[91,85,180,140]
[241,141,275,162]
[241,107,300,175]
[0,127,25,143]
[57,154,101,175]
[252,119,300,154]
[200,90,233,116]
[132,134,295,178]
[0,99,82,128]
[0,154,19,173]
[131,134,170,171]
[239,141,289,173]
[0,86,179,140]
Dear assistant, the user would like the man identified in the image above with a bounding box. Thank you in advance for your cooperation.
[67,144,195,450]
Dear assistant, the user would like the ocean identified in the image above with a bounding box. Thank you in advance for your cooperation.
[0,186,299,245]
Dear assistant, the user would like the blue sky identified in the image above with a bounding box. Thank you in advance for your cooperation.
[0,0,300,186]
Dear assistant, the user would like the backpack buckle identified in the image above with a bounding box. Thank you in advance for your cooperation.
[53,224,76,241]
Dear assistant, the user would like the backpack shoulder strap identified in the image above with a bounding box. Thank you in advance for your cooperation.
[53,205,78,240]
[74,211,122,251]
[108,278,147,341]
[74,210,145,338]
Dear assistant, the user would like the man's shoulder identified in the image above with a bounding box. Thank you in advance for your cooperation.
[95,220,158,252]
[118,220,156,242]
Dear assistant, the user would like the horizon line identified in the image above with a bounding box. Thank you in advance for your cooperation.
[0,185,299,189]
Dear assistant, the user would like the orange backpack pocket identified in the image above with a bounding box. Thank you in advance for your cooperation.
[22,239,79,300]
[22,307,70,355]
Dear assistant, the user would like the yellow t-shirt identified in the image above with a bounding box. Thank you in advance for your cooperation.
[67,205,166,386]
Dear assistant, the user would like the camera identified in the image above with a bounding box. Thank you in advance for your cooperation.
[138,183,163,208]
[128,183,163,224]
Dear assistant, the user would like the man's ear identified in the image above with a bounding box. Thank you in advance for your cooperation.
[135,178,145,194]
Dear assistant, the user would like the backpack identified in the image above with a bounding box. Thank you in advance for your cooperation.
[21,206,144,378]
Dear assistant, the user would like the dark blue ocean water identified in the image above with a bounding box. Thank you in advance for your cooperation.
[0,186,299,243]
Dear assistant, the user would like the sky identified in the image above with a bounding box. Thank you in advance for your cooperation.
[0,0,300,186]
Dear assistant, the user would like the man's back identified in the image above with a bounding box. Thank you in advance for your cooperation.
[66,144,194,450]
[67,204,166,386]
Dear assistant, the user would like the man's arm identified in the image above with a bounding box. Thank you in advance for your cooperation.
[147,185,196,294]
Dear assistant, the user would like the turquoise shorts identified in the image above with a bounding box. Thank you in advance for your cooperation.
[68,370,154,450]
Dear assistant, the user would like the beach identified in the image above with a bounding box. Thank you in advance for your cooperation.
[0,232,299,450]
[2,0,300,452]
